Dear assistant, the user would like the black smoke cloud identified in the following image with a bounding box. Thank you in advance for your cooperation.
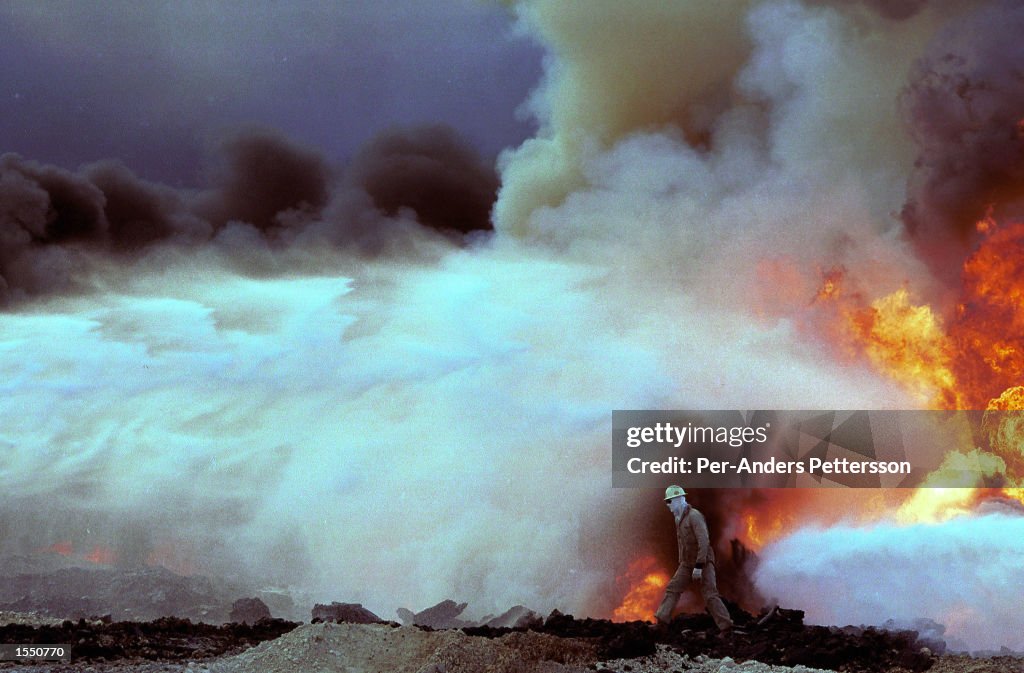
[0,124,499,305]
[349,124,499,234]
[85,162,207,250]
[196,129,332,232]
[0,154,204,300]
[900,0,1024,278]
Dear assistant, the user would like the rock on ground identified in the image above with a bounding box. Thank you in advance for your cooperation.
[228,598,270,625]
[310,601,381,624]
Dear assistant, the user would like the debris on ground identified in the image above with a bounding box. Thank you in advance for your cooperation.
[310,601,381,624]
[227,598,270,625]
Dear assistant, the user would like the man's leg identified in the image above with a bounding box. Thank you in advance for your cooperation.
[655,565,690,623]
[654,591,679,624]
[699,563,733,631]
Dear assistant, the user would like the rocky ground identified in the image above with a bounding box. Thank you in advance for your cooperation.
[1,607,1021,673]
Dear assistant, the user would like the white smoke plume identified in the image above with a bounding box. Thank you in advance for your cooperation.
[754,511,1024,652]
[2,0,1021,650]
[0,237,906,618]
[495,0,954,307]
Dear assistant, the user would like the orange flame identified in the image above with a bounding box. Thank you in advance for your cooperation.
[975,205,996,234]
[38,538,200,574]
[611,556,668,622]
[845,288,959,406]
[808,214,1024,524]
[84,545,117,565]
[948,221,1024,409]
[41,541,74,556]
[613,212,1024,610]
[812,213,1024,414]
[741,507,800,550]
[40,540,118,564]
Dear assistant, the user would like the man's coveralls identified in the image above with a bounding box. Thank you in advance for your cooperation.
[654,504,733,631]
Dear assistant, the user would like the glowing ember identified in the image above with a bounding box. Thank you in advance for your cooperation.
[975,205,996,233]
[611,556,668,622]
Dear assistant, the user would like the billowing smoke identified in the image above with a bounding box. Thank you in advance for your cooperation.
[0,242,906,618]
[494,0,935,302]
[196,129,332,232]
[755,508,1024,651]
[85,161,207,250]
[0,124,496,303]
[1,0,1022,650]
[900,0,1024,278]
[0,153,204,300]
[349,124,498,234]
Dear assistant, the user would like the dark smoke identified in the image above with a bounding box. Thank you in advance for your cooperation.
[0,154,117,301]
[3,155,105,244]
[900,0,1024,278]
[0,125,500,305]
[196,129,332,231]
[85,161,207,250]
[349,124,498,234]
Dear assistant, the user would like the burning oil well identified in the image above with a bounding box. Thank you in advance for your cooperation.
[2,0,1024,669]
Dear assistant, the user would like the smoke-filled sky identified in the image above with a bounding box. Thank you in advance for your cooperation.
[0,1,541,184]
[2,0,1024,653]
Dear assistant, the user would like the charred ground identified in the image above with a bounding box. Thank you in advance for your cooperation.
[0,602,946,673]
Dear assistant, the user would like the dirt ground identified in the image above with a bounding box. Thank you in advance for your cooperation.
[2,612,1021,673]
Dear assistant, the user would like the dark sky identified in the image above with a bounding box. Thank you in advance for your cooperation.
[0,1,542,186]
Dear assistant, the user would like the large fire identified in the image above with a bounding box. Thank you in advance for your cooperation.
[611,211,1024,621]
[750,210,1024,530]
[827,215,1024,412]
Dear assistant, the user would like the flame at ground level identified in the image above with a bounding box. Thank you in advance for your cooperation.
[40,541,74,557]
[611,556,668,622]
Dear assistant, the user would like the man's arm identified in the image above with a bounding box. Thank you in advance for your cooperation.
[690,509,711,582]
[691,509,711,567]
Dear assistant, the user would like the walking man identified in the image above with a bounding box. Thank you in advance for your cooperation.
[655,485,734,632]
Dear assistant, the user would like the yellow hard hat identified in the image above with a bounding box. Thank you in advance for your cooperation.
[664,485,687,502]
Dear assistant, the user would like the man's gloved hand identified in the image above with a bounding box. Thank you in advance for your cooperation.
[691,568,703,582]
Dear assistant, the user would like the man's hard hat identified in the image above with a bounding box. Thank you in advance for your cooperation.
[664,485,687,501]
